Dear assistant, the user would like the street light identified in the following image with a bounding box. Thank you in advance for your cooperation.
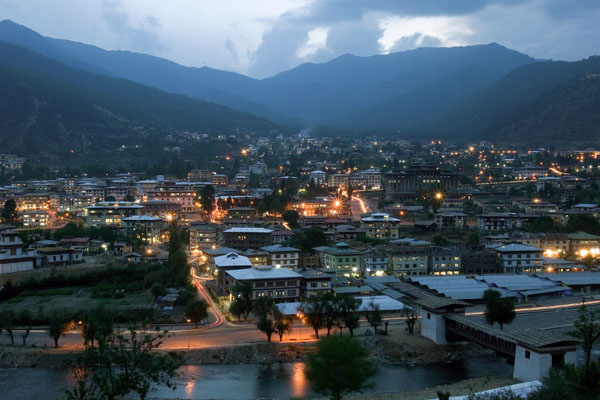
[296,312,303,341]
[435,192,443,200]
[187,319,191,349]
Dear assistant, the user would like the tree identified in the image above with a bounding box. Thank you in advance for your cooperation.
[123,194,135,202]
[570,304,600,383]
[432,234,449,247]
[337,296,362,336]
[565,215,600,236]
[306,336,376,400]
[365,301,382,332]
[230,283,253,322]
[528,216,556,233]
[66,326,181,400]
[402,308,418,334]
[200,185,216,217]
[275,309,293,342]
[467,231,481,250]
[18,309,33,346]
[483,290,516,330]
[81,306,114,348]
[48,309,70,348]
[104,196,116,202]
[300,294,326,338]
[0,310,16,344]
[282,209,300,228]
[323,293,339,336]
[167,224,188,286]
[185,300,208,328]
[1,199,17,223]
[151,282,166,299]
[254,297,277,342]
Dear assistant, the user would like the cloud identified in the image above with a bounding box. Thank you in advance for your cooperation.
[0,0,599,77]
[101,0,169,53]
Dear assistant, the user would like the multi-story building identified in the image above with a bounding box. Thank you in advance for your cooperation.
[0,154,24,174]
[211,174,229,187]
[20,210,51,228]
[384,165,460,201]
[139,200,182,219]
[328,174,349,189]
[189,223,219,249]
[225,265,302,301]
[221,227,274,250]
[360,213,400,240]
[37,247,83,266]
[389,245,429,277]
[567,231,600,258]
[147,188,195,212]
[363,249,389,277]
[86,202,144,227]
[0,225,35,274]
[313,242,363,277]
[227,207,256,221]
[122,216,163,243]
[261,244,300,269]
[435,212,467,230]
[18,193,51,211]
[289,199,329,217]
[213,252,253,292]
[309,170,327,186]
[429,248,461,275]
[461,249,503,275]
[493,243,543,273]
[299,269,332,297]
[359,169,382,190]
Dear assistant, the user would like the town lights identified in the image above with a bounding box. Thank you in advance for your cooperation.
[435,192,443,200]
[334,200,341,207]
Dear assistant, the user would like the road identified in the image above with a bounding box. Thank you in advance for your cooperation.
[3,284,599,350]
[350,194,370,220]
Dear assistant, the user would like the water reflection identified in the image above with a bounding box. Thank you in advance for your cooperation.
[0,355,511,400]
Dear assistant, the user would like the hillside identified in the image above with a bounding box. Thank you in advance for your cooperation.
[0,20,535,126]
[0,41,279,163]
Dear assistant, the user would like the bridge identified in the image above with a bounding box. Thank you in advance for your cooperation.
[416,297,581,382]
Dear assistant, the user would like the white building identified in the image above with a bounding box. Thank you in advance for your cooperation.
[494,243,543,273]
[225,265,303,301]
[261,244,300,269]
[360,213,400,240]
[309,170,327,186]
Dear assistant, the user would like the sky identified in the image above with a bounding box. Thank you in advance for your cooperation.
[1,0,599,79]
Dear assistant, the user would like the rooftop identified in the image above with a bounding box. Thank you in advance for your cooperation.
[226,266,302,280]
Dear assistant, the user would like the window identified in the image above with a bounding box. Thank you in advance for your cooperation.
[427,312,431,320]
[525,350,531,359]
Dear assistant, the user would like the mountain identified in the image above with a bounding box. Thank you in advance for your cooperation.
[0,20,535,126]
[434,56,600,141]
[0,41,279,163]
[493,60,600,143]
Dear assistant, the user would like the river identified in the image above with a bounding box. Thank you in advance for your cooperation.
[0,355,511,399]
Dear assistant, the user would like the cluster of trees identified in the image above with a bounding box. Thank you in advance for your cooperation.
[284,226,329,253]
[0,307,73,348]
[66,307,181,400]
[228,284,292,341]
[526,214,600,236]
[483,289,516,330]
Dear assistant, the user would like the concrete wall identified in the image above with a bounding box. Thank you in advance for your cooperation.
[420,309,447,345]
[514,346,578,381]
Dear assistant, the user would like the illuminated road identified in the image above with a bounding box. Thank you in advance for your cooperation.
[4,294,600,350]
[350,195,370,220]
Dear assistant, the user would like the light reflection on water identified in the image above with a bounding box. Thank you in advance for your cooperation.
[0,355,511,400]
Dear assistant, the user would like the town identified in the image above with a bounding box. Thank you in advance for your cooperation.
[1,135,600,398]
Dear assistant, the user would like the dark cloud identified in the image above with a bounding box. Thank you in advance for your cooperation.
[101,0,168,53]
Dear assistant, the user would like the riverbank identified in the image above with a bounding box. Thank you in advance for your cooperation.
[0,325,492,368]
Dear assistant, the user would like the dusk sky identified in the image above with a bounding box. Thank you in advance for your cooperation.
[1,0,599,78]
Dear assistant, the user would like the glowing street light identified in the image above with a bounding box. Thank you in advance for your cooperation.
[435,192,443,200]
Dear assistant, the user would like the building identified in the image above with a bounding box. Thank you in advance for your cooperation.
[225,265,302,301]
[147,188,195,212]
[289,199,329,217]
[389,245,428,277]
[429,248,461,275]
[566,231,600,258]
[189,223,219,249]
[20,210,51,228]
[36,247,83,266]
[309,170,327,186]
[334,225,366,242]
[328,174,349,189]
[298,268,332,297]
[461,250,502,275]
[139,200,182,219]
[435,212,467,230]
[363,249,389,277]
[359,169,382,190]
[360,213,400,240]
[86,202,144,227]
[222,227,274,250]
[18,193,51,211]
[122,216,163,244]
[227,207,256,221]
[0,225,35,274]
[271,229,295,244]
[384,165,460,201]
[493,243,543,273]
[0,154,24,174]
[214,252,253,292]
[313,242,363,277]
[261,244,300,269]
[478,213,523,231]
